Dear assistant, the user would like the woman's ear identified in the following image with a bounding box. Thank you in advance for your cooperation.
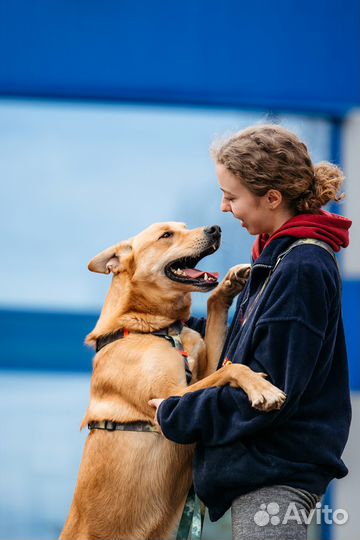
[88,242,133,274]
[266,189,283,210]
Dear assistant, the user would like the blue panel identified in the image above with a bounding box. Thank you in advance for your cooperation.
[342,280,360,392]
[321,482,333,540]
[0,0,359,115]
[0,309,96,372]
[1,280,358,392]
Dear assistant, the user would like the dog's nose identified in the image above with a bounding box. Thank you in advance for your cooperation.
[204,225,222,238]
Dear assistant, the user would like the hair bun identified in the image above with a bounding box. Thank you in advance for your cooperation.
[297,161,345,212]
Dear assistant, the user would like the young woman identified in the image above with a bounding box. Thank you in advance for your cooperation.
[150,125,352,540]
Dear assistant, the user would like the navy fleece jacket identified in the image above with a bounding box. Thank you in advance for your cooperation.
[157,236,351,521]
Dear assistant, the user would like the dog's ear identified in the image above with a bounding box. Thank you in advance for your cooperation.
[88,243,132,274]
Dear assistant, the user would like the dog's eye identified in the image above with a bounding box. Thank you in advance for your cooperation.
[159,232,174,239]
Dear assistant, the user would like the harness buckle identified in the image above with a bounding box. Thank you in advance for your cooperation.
[104,420,116,431]
[163,335,176,347]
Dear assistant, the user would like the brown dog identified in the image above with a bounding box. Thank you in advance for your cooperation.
[60,222,285,540]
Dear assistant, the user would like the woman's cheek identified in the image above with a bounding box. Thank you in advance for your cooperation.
[233,205,245,220]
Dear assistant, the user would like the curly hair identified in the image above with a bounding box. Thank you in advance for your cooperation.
[211,124,345,213]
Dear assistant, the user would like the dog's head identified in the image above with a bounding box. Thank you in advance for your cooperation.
[88,222,221,292]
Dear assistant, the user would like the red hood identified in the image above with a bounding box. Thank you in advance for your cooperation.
[252,210,352,261]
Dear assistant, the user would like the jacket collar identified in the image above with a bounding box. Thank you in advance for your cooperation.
[251,236,298,270]
[238,237,297,303]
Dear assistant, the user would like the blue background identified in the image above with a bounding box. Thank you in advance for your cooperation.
[0,1,358,539]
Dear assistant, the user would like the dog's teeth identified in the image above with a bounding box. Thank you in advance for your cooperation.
[204,273,208,281]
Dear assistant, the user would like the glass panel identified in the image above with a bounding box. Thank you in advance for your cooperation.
[0,100,332,315]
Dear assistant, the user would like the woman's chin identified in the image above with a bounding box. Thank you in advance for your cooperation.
[239,220,260,236]
[242,223,254,234]
[247,226,262,236]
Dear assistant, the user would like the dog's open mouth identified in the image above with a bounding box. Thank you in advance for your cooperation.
[164,244,220,289]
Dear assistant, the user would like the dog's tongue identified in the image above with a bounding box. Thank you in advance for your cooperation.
[183,268,220,280]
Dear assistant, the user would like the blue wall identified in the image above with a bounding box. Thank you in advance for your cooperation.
[0,0,359,115]
[0,280,358,391]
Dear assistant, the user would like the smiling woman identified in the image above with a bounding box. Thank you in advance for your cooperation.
[217,162,297,236]
[214,125,345,237]
[154,124,352,540]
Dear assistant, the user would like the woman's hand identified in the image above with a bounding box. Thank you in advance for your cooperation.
[148,398,165,432]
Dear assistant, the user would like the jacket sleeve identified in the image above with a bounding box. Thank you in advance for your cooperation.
[157,257,338,446]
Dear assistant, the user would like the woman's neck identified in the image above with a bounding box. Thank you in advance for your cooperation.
[267,208,296,236]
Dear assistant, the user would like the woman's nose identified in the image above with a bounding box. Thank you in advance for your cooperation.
[221,200,231,212]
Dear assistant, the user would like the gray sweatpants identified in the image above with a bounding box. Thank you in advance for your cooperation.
[231,485,321,540]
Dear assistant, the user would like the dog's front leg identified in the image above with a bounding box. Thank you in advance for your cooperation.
[203,264,251,376]
[163,363,286,412]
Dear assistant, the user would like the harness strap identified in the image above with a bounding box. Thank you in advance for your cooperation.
[176,486,205,540]
[156,333,192,384]
[96,320,192,384]
[242,238,339,326]
[96,328,127,352]
[88,420,158,433]
[90,321,192,433]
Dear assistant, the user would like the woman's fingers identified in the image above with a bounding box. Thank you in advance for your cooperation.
[148,398,165,433]
[148,398,164,409]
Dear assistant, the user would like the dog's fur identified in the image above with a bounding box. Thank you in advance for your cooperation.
[60,222,285,540]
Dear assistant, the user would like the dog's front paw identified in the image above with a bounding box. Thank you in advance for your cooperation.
[211,264,251,306]
[223,264,251,294]
[247,373,286,412]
